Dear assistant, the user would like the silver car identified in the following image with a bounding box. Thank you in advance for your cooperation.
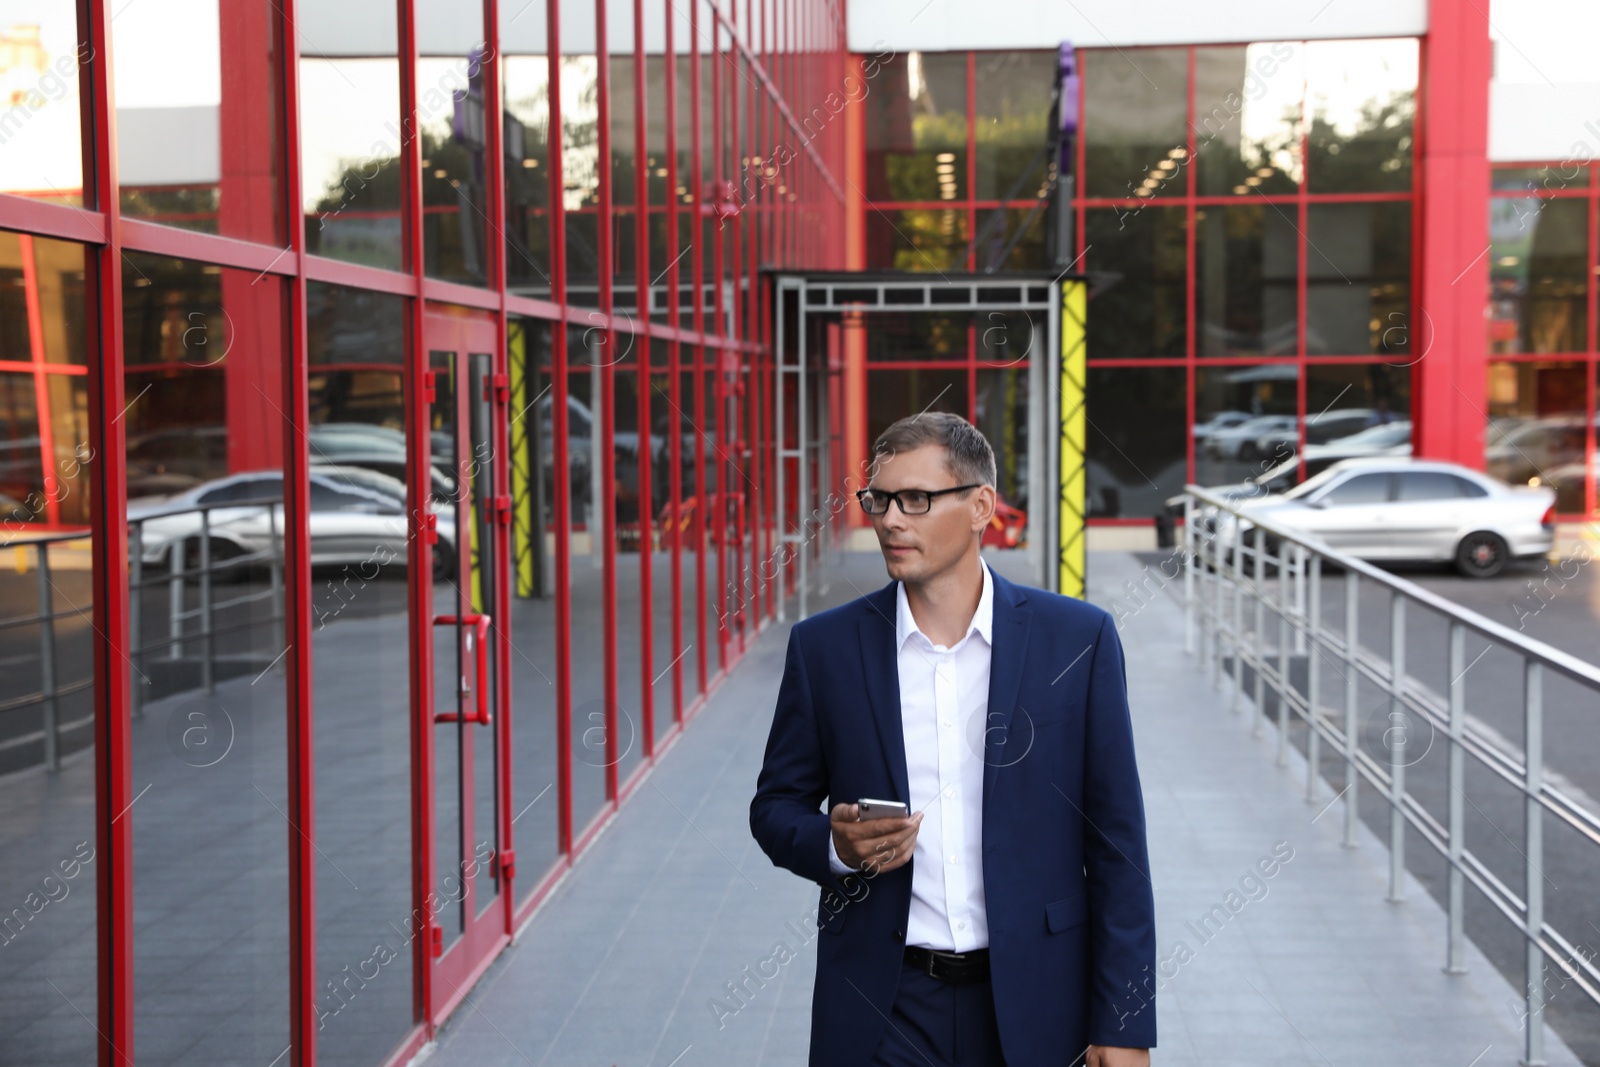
[1220,457,1555,578]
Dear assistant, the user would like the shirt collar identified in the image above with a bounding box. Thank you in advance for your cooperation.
[895,556,994,652]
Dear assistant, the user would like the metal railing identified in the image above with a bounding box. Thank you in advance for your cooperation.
[1178,484,1600,1067]
[2,497,286,771]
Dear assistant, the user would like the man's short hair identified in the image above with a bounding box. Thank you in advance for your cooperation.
[870,412,997,488]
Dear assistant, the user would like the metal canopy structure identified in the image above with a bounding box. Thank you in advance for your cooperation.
[772,270,1088,619]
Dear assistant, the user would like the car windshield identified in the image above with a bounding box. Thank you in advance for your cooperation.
[1280,466,1349,500]
[1331,421,1409,446]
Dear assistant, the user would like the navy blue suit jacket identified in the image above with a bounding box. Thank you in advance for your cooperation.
[749,566,1157,1067]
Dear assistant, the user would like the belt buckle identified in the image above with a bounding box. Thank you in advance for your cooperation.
[927,948,963,981]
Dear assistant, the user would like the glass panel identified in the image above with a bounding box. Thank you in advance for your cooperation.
[1321,471,1390,505]
[865,368,966,447]
[562,2,602,309]
[502,10,553,299]
[507,319,560,899]
[427,348,466,949]
[675,354,706,715]
[1193,364,1300,488]
[704,363,724,675]
[1195,204,1298,356]
[0,2,87,206]
[113,0,281,239]
[566,324,607,831]
[1085,206,1186,358]
[645,343,679,748]
[610,0,638,309]
[864,51,968,202]
[1306,202,1411,356]
[975,361,1031,541]
[613,346,644,785]
[1302,363,1410,479]
[1485,359,1587,490]
[300,0,404,270]
[865,207,968,272]
[973,207,1048,272]
[0,232,93,1066]
[1305,38,1417,194]
[466,350,499,917]
[417,0,490,286]
[1491,166,1584,195]
[866,313,969,363]
[1488,196,1587,354]
[306,282,415,1063]
[1193,44,1304,196]
[974,51,1057,201]
[1082,47,1187,200]
[1087,366,1186,518]
[120,252,289,1065]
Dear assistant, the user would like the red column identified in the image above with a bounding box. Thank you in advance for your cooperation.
[1415,0,1493,466]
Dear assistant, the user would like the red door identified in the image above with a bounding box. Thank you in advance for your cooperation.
[421,311,511,1022]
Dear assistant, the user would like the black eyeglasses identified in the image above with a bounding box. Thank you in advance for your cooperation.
[856,484,981,516]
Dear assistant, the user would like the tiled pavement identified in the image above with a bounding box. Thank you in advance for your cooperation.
[418,550,1585,1067]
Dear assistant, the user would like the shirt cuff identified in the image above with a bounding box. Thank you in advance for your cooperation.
[827,829,855,876]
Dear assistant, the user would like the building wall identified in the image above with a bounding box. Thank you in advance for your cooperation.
[0,2,846,1065]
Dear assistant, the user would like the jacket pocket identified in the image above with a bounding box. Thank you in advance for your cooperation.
[1044,891,1089,933]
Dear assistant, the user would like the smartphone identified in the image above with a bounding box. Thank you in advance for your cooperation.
[857,798,909,821]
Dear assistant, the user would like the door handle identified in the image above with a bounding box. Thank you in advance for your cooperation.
[433,613,493,725]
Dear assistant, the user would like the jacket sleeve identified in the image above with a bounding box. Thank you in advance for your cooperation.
[1080,610,1158,1048]
[749,625,850,892]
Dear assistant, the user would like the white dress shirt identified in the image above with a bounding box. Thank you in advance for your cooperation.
[829,556,993,952]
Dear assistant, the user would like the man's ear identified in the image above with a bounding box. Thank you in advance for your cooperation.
[970,485,997,532]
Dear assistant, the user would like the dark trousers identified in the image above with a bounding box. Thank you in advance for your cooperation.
[868,957,1007,1066]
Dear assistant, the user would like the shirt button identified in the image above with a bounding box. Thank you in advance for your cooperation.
[948,855,958,865]
[958,921,967,930]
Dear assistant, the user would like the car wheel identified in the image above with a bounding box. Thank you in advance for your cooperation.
[432,541,457,584]
[1454,531,1508,579]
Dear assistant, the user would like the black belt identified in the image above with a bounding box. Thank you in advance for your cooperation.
[904,945,990,984]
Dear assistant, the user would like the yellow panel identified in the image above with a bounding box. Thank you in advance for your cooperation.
[1058,280,1087,600]
[509,321,536,599]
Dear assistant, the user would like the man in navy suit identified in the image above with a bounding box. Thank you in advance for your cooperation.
[750,413,1155,1067]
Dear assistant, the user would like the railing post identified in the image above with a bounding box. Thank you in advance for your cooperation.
[200,509,214,693]
[1292,537,1307,655]
[1446,620,1467,974]
[1183,495,1196,656]
[1252,527,1265,737]
[1276,536,1290,766]
[1387,594,1406,903]
[1306,549,1321,803]
[1523,658,1546,1067]
[168,538,184,660]
[1343,569,1359,849]
[269,503,285,625]
[36,542,60,772]
[1231,525,1244,714]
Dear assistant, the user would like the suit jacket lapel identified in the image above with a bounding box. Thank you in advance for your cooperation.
[857,582,911,805]
[983,571,1032,815]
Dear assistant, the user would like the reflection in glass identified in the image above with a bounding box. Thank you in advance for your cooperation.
[0,232,94,1067]
[1088,366,1185,517]
[866,313,969,363]
[646,343,679,750]
[562,49,602,307]
[609,0,638,308]
[866,368,966,447]
[1193,44,1303,196]
[1085,207,1186,358]
[113,0,281,240]
[1302,363,1410,478]
[508,319,560,894]
[974,51,1057,201]
[122,252,290,1066]
[1195,204,1297,356]
[1305,39,1416,194]
[1488,197,1587,354]
[502,0,552,298]
[306,282,415,1065]
[0,2,86,206]
[1193,364,1299,488]
[973,208,1047,272]
[865,208,968,272]
[975,363,1031,537]
[613,342,643,785]
[417,0,490,285]
[864,51,968,202]
[566,324,607,832]
[1485,360,1587,493]
[0,232,89,530]
[1305,202,1410,356]
[300,0,403,270]
[1082,48,1187,200]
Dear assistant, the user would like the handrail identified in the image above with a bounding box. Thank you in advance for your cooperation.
[1176,483,1600,1066]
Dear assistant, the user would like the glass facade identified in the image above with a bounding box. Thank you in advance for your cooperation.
[858,41,1422,521]
[1488,164,1599,519]
[0,2,846,1064]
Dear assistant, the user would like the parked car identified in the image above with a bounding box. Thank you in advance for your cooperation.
[1192,411,1254,441]
[1251,409,1376,464]
[1204,414,1297,461]
[1485,415,1587,487]
[1301,420,1411,476]
[127,466,457,579]
[1215,457,1554,578]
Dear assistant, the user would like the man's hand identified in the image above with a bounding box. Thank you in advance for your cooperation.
[830,803,920,874]
[1086,1046,1149,1067]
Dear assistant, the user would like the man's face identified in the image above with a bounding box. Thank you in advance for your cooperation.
[865,445,993,584]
